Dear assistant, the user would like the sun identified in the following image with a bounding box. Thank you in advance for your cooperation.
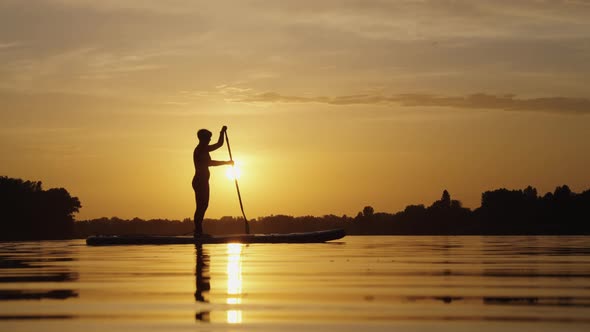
[226,162,242,180]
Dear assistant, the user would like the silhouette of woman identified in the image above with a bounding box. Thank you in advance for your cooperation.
[193,126,233,238]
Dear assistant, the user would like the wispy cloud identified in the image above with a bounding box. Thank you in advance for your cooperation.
[0,41,21,49]
[231,91,590,115]
[1,1,589,101]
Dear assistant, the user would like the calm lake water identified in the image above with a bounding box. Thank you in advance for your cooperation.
[1,236,589,332]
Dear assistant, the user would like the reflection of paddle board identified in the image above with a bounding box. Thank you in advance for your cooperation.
[86,229,346,246]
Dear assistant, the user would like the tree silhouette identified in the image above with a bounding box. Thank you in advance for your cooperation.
[0,176,81,240]
[523,185,537,199]
[28,182,590,238]
[362,206,375,218]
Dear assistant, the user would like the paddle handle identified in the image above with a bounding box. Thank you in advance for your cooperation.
[225,130,250,234]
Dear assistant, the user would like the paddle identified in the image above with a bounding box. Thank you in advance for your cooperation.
[225,129,250,234]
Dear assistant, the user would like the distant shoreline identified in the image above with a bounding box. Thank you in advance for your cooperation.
[74,185,590,238]
[3,175,589,240]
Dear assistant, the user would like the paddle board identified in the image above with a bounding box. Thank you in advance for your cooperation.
[86,229,345,246]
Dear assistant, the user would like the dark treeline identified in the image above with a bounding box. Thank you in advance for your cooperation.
[77,185,590,237]
[0,176,81,240]
[2,175,588,240]
[351,186,590,235]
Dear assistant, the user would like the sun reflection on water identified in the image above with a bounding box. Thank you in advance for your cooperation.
[226,243,243,324]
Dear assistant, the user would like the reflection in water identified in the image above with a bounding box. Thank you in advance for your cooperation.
[226,243,243,324]
[0,289,78,301]
[194,245,210,322]
[194,243,244,324]
[0,243,78,303]
[2,237,590,330]
[405,296,590,307]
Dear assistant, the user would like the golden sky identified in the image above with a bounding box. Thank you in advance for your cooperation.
[1,0,589,220]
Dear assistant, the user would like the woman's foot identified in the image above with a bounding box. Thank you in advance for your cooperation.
[193,232,212,239]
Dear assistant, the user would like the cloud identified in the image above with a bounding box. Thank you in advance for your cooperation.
[0,41,21,49]
[1,1,589,100]
[396,93,590,114]
[232,91,590,115]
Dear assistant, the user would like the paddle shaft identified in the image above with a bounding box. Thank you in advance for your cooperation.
[225,130,250,234]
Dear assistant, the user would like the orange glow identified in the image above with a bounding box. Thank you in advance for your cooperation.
[1,1,589,222]
[226,243,243,324]
[225,162,242,181]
